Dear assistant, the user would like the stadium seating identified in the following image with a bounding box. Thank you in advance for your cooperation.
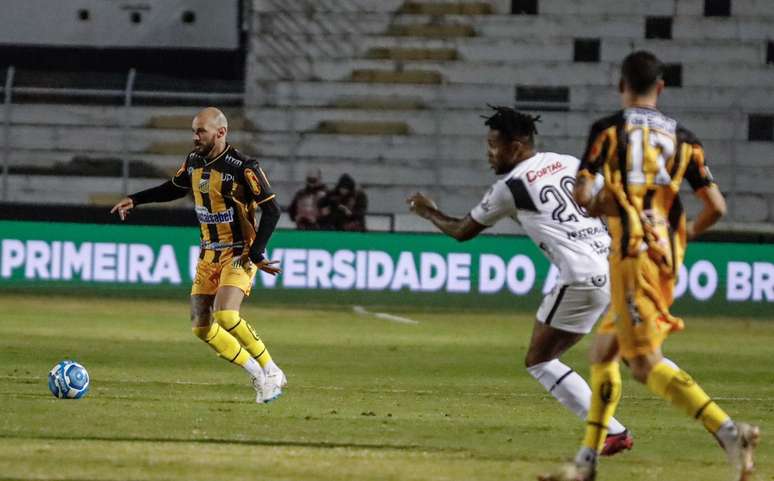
[245,0,774,229]
[3,0,774,232]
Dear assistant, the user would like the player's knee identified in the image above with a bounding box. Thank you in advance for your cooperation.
[524,346,554,367]
[192,323,214,341]
[190,311,210,326]
[629,361,652,384]
[213,309,241,330]
[190,305,212,327]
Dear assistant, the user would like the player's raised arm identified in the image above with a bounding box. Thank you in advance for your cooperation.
[243,161,282,275]
[407,192,486,242]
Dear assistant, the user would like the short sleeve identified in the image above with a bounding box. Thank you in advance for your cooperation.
[470,180,517,227]
[242,160,276,205]
[683,143,715,191]
[171,157,191,189]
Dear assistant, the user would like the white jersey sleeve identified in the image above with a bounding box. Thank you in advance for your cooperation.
[470,181,517,227]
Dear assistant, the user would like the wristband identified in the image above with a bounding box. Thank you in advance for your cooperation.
[249,250,265,265]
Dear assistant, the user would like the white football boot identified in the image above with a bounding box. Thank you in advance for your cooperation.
[250,368,267,404]
[722,422,760,481]
[262,364,288,403]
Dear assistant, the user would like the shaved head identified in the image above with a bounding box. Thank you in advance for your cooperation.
[191,107,228,158]
[195,107,228,130]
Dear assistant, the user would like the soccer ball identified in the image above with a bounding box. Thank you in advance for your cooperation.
[48,360,90,399]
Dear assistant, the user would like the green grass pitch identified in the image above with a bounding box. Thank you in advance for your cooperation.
[0,293,771,481]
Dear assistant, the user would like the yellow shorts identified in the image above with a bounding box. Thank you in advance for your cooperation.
[191,251,257,296]
[597,251,685,358]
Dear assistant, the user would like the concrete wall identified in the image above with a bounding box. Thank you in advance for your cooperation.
[3,0,774,230]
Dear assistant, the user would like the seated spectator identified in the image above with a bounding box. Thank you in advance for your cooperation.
[318,174,367,231]
[288,168,328,230]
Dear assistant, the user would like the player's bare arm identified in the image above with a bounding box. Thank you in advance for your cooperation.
[687,184,726,240]
[407,192,485,242]
[574,173,617,218]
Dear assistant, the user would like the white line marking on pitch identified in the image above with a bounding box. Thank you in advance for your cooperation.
[353,305,420,325]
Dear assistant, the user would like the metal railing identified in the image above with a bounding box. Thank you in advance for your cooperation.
[0,63,400,231]
[1,66,13,201]
[0,65,244,200]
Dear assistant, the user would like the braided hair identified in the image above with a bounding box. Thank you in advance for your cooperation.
[482,105,541,145]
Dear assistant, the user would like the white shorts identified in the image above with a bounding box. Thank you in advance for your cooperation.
[536,275,610,334]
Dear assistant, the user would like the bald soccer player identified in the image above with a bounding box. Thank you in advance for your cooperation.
[111,107,287,403]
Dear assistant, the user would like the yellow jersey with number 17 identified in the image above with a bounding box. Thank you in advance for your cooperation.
[578,107,715,279]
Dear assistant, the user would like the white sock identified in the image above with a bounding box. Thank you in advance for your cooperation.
[263,360,278,373]
[574,446,597,467]
[527,359,626,435]
[661,357,679,371]
[715,420,738,449]
[243,357,264,379]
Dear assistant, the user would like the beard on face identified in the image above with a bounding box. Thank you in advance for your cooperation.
[489,155,508,175]
[194,138,215,156]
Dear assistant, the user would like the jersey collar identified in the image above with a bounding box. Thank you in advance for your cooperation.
[204,144,231,166]
[509,152,543,178]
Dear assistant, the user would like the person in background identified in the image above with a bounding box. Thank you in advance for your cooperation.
[318,174,367,231]
[288,168,328,230]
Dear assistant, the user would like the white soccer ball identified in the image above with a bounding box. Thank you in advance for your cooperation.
[48,360,90,399]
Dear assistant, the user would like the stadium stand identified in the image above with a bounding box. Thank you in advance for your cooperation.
[2,0,773,233]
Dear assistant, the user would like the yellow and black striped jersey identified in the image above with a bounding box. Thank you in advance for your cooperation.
[172,144,275,262]
[578,107,715,275]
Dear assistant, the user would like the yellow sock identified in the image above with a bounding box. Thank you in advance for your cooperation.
[582,362,622,452]
[192,323,250,367]
[213,310,273,367]
[646,361,729,433]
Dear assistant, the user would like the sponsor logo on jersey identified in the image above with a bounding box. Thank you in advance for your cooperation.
[195,206,234,224]
[566,225,607,240]
[590,240,609,255]
[526,161,565,183]
[244,169,262,196]
[221,173,234,182]
[201,240,245,250]
[225,155,243,167]
[626,110,676,133]
[198,172,210,193]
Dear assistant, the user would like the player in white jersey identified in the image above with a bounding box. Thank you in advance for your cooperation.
[407,106,632,455]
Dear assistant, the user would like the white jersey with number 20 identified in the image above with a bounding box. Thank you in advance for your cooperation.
[470,152,610,285]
